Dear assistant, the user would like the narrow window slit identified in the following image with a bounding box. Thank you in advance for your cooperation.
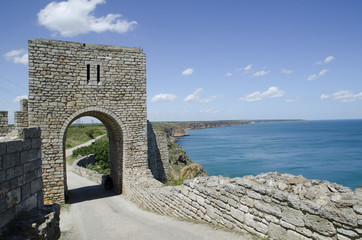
[86,64,90,83]
[97,65,100,83]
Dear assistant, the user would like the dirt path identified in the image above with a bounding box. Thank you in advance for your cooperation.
[65,134,105,157]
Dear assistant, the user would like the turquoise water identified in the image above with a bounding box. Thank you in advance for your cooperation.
[177,120,362,189]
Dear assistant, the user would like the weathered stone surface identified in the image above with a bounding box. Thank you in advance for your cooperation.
[0,128,44,233]
[304,213,336,236]
[230,207,245,223]
[336,228,359,238]
[286,230,310,240]
[281,207,305,227]
[268,223,286,240]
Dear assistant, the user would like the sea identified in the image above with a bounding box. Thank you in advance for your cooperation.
[177,120,362,189]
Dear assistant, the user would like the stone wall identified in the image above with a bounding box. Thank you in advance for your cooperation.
[0,111,9,138]
[147,121,170,181]
[125,171,362,240]
[0,128,43,232]
[14,99,29,130]
[72,154,103,184]
[28,38,147,202]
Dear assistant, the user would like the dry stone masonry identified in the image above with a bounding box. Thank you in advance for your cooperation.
[125,170,362,240]
[14,99,29,130]
[28,38,147,202]
[0,128,43,231]
[0,111,9,138]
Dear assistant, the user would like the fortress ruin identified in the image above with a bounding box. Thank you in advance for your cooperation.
[1,39,361,239]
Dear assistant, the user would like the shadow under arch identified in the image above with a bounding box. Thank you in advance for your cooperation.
[60,107,126,200]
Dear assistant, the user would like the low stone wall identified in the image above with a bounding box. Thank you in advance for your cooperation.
[72,154,103,184]
[0,128,44,232]
[125,170,362,240]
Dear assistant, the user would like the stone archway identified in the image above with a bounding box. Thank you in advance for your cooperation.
[61,107,125,197]
[27,38,148,203]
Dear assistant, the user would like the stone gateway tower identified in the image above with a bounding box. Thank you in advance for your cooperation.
[28,39,147,202]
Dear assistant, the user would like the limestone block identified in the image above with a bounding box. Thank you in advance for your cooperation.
[30,178,43,194]
[230,207,245,223]
[336,228,359,238]
[268,222,287,240]
[304,213,336,236]
[286,230,310,240]
[0,142,6,155]
[281,207,305,227]
[6,188,21,207]
[3,153,17,169]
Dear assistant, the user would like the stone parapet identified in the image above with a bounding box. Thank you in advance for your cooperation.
[0,128,43,233]
[14,99,29,130]
[0,111,9,138]
[125,171,362,240]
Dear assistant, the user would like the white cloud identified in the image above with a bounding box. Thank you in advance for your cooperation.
[37,0,137,37]
[315,56,335,65]
[331,90,362,102]
[307,69,329,81]
[236,64,253,73]
[151,93,176,102]
[4,49,28,65]
[281,68,293,74]
[285,97,300,103]
[184,88,223,103]
[253,70,270,77]
[320,94,330,99]
[200,108,220,114]
[199,95,223,103]
[184,88,203,102]
[181,68,194,76]
[225,72,232,77]
[13,95,28,103]
[320,90,362,102]
[244,64,253,72]
[324,56,335,63]
[200,108,213,113]
[239,87,285,102]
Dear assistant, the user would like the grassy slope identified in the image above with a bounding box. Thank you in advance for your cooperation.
[65,124,106,149]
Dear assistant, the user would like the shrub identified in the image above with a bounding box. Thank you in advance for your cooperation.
[73,140,110,174]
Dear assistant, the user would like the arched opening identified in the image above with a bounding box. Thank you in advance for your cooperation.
[60,108,125,201]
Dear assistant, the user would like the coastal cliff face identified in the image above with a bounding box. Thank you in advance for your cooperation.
[153,121,252,137]
[184,121,251,130]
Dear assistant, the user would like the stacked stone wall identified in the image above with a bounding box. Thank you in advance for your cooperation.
[125,171,362,240]
[14,99,29,129]
[28,38,147,202]
[0,128,43,232]
[72,154,103,184]
[0,111,9,138]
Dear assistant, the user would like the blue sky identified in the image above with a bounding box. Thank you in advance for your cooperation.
[1,0,362,123]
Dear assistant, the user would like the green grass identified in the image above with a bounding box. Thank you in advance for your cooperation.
[66,155,78,166]
[65,124,106,149]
